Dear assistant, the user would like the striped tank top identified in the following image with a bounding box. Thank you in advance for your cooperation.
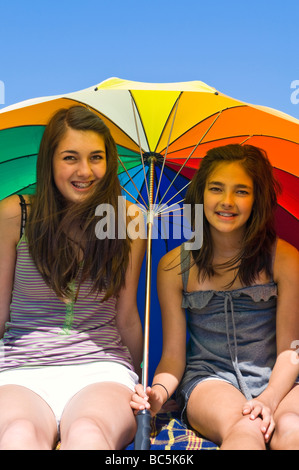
[0,236,134,372]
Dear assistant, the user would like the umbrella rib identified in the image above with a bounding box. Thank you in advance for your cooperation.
[153,166,163,211]
[158,180,191,215]
[153,97,180,206]
[11,182,36,195]
[158,196,187,216]
[158,202,185,215]
[157,111,223,210]
[156,206,194,245]
[0,153,38,165]
[281,208,299,220]
[164,134,253,158]
[154,163,192,214]
[240,135,253,144]
[130,94,150,204]
[60,98,145,155]
[118,156,148,209]
[120,184,147,207]
[157,107,229,155]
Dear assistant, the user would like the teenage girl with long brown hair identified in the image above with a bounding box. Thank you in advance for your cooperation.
[0,105,145,449]
[131,144,299,450]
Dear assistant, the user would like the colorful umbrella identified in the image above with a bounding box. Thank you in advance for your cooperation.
[1,78,299,448]
[1,77,298,248]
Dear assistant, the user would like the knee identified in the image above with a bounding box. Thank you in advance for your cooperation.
[0,419,42,450]
[271,412,299,450]
[222,416,266,450]
[61,417,112,450]
[228,415,261,435]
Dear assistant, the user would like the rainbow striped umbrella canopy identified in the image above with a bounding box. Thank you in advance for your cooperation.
[0,76,298,249]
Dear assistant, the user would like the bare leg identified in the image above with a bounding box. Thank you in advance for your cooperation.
[271,384,299,450]
[0,385,57,450]
[60,382,137,450]
[186,380,266,450]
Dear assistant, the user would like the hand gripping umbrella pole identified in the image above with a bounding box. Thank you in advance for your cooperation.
[134,155,156,450]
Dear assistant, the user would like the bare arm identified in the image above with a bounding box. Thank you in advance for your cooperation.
[0,196,21,338]
[116,203,146,379]
[243,239,299,440]
[260,239,299,407]
[131,246,187,415]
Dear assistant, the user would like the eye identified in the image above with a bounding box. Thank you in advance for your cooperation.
[63,155,76,161]
[236,189,250,196]
[209,186,222,192]
[91,154,104,160]
[90,153,106,162]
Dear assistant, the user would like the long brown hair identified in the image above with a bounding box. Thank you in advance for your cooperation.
[25,105,130,300]
[185,144,281,286]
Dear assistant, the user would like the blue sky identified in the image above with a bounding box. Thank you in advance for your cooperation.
[0,0,299,118]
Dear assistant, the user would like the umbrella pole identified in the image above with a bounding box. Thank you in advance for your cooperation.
[142,157,155,389]
[134,156,156,450]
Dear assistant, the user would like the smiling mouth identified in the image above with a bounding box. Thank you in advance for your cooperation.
[216,211,238,218]
[71,181,95,189]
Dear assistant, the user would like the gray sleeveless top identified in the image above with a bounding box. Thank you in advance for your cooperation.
[176,243,278,406]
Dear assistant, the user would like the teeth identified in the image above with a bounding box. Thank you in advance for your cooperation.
[217,212,236,217]
[72,181,93,189]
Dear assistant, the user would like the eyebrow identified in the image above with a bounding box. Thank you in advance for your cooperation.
[207,181,253,189]
[60,150,106,155]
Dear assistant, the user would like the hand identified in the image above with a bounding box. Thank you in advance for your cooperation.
[130,383,163,417]
[242,399,275,443]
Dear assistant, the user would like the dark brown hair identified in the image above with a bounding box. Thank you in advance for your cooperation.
[185,144,281,286]
[26,105,130,300]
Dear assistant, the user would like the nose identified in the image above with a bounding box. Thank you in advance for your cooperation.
[76,158,92,178]
[220,191,234,207]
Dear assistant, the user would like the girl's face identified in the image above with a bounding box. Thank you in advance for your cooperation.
[53,128,107,203]
[203,161,254,237]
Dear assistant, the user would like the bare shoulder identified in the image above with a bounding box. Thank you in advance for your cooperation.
[273,238,299,284]
[275,238,299,265]
[158,245,181,269]
[158,245,183,287]
[0,196,21,247]
[0,195,22,232]
[0,195,31,244]
[0,194,21,217]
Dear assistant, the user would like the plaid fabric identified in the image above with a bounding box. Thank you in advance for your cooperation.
[56,411,219,450]
[126,411,218,450]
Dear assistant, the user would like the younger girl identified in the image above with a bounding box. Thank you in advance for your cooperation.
[131,144,299,450]
[0,106,145,449]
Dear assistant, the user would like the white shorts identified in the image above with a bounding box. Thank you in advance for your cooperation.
[0,361,138,427]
